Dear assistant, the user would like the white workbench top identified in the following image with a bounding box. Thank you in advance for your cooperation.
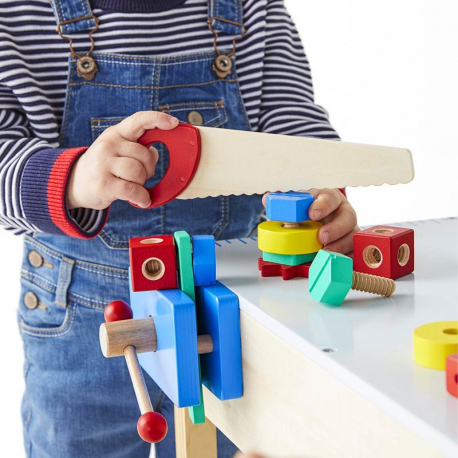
[215,217,458,458]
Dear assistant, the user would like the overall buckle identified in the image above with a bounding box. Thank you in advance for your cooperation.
[208,17,246,79]
[56,15,100,81]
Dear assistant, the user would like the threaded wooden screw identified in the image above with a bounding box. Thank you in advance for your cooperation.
[352,271,396,297]
[282,222,300,229]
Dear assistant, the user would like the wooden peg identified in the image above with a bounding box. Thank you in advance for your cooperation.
[124,345,153,414]
[100,317,213,358]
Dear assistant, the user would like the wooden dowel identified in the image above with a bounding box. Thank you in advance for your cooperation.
[197,334,213,355]
[124,345,153,415]
[100,317,214,358]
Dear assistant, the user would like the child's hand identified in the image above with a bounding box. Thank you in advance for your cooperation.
[263,189,359,255]
[67,111,179,210]
[307,188,359,254]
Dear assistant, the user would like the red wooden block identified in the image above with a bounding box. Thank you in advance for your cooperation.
[446,354,458,397]
[129,235,178,292]
[258,258,310,280]
[353,226,414,280]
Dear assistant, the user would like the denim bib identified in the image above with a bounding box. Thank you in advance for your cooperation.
[35,0,264,267]
[18,3,255,455]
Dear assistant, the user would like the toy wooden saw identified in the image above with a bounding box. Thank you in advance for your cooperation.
[136,123,414,208]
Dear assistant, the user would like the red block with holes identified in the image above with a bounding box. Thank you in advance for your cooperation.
[446,354,458,397]
[258,258,311,280]
[353,226,414,280]
[129,235,178,292]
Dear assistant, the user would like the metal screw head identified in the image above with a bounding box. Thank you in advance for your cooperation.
[24,291,39,310]
[187,111,204,126]
[28,250,44,268]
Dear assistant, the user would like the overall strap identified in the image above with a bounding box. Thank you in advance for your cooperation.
[208,0,244,36]
[50,0,97,35]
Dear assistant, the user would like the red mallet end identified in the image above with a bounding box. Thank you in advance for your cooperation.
[137,412,168,443]
[104,300,133,323]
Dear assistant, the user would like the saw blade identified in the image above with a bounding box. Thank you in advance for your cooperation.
[177,126,414,199]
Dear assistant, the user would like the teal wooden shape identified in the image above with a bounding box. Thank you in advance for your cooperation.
[129,276,201,408]
[174,231,196,302]
[262,251,316,266]
[309,250,353,306]
[173,230,205,425]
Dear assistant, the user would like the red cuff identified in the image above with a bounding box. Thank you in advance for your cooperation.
[47,147,108,238]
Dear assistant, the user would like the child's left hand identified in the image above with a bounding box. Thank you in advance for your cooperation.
[263,189,359,255]
[307,188,359,254]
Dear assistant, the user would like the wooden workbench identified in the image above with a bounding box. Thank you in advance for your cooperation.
[180,217,457,458]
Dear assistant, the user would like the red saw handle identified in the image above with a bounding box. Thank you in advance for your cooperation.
[132,123,201,209]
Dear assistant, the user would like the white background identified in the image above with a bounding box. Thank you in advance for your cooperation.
[0,0,457,455]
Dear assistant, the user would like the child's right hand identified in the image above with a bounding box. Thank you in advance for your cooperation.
[66,111,179,210]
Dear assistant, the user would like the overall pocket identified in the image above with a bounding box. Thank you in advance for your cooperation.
[91,100,227,140]
[90,101,230,247]
[18,241,75,338]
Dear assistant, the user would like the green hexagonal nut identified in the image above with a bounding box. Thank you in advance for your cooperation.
[309,250,353,306]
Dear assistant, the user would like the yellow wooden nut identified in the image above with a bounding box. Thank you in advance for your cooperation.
[413,321,458,370]
[258,221,323,255]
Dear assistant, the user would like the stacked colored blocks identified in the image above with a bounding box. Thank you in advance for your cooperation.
[259,192,322,280]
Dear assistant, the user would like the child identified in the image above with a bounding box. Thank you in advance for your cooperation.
[0,0,358,456]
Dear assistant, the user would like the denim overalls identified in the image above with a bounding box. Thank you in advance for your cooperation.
[18,0,263,456]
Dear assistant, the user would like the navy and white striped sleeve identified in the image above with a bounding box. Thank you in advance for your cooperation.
[258,0,340,140]
[0,87,108,238]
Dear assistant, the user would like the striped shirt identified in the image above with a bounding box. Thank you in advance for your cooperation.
[0,0,339,238]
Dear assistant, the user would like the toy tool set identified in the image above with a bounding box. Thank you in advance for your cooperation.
[97,125,456,448]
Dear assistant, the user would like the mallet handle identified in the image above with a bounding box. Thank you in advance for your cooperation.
[124,345,153,414]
